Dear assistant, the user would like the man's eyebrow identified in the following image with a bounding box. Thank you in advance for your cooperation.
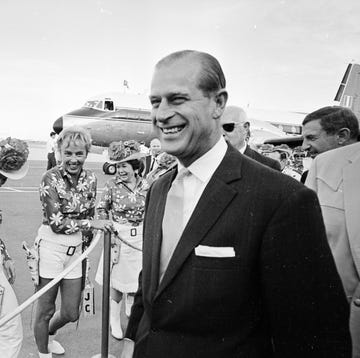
[150,91,188,99]
[169,92,189,97]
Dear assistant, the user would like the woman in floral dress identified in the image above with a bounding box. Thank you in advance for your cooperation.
[33,127,113,358]
[95,140,148,340]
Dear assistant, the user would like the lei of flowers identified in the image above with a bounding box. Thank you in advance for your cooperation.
[157,152,176,169]
[108,140,141,161]
[0,137,29,173]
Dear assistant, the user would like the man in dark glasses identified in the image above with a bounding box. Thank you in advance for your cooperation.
[221,106,281,171]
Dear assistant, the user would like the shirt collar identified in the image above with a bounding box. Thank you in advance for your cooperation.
[239,143,247,154]
[58,164,86,185]
[178,136,227,183]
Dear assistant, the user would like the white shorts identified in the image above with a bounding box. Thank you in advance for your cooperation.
[39,241,82,279]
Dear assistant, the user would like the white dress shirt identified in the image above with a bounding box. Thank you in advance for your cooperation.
[177,136,227,228]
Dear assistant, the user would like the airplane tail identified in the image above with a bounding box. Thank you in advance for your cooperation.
[334,63,360,119]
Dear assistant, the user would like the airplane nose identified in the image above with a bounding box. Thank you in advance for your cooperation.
[53,116,63,134]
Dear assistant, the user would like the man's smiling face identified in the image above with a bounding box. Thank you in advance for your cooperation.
[149,57,221,167]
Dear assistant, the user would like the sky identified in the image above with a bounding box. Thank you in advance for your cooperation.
[1,0,360,140]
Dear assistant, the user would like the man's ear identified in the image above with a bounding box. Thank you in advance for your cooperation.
[213,89,228,119]
[337,127,351,145]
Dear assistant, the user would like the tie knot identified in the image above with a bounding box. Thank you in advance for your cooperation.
[176,168,190,181]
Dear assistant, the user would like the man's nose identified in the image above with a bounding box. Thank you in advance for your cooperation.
[155,100,175,122]
[301,138,310,151]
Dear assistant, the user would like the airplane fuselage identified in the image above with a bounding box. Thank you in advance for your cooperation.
[54,106,156,147]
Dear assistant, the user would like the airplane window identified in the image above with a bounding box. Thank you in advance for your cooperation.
[84,100,101,109]
[104,101,114,111]
[95,101,103,110]
[84,101,94,108]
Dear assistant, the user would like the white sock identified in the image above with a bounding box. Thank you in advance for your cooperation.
[39,352,52,358]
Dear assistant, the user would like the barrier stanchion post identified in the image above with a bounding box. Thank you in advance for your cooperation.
[92,231,115,358]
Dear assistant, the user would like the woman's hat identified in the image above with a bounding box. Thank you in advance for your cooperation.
[0,137,29,180]
[107,140,146,164]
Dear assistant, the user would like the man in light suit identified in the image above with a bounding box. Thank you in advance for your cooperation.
[306,141,360,357]
[121,50,351,358]
[221,105,281,171]
[300,106,359,182]
[302,106,359,158]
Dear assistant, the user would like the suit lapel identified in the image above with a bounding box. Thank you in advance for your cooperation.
[244,145,254,159]
[343,153,360,273]
[143,168,176,302]
[155,147,242,299]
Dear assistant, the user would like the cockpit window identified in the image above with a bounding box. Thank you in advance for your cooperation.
[104,101,114,111]
[83,100,104,110]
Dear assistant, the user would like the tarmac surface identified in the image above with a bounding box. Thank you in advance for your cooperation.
[1,142,127,357]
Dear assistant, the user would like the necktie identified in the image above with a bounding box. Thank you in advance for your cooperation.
[150,157,156,171]
[159,168,189,282]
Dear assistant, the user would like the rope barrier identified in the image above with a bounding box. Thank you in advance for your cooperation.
[0,231,102,328]
[0,226,142,329]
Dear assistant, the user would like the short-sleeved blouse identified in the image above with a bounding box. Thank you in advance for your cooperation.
[96,175,149,226]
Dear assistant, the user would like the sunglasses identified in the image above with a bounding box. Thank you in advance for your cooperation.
[222,123,238,132]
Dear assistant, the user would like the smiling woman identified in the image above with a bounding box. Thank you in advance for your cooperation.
[32,126,114,357]
[95,140,149,340]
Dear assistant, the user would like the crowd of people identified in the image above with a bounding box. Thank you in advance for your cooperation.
[0,49,359,358]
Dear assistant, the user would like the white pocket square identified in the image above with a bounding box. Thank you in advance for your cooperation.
[195,245,235,257]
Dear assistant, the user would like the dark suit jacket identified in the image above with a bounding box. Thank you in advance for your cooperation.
[143,155,156,177]
[126,145,351,358]
[244,145,281,171]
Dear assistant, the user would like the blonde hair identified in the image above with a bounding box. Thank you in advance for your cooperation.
[57,126,92,153]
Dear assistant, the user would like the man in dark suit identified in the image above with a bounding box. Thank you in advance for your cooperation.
[143,138,162,176]
[121,50,351,358]
[221,105,281,171]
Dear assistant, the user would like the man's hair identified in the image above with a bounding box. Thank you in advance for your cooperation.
[56,126,92,153]
[155,50,226,96]
[302,106,359,139]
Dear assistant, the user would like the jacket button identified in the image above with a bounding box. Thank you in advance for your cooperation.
[354,299,360,307]
[151,328,157,333]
